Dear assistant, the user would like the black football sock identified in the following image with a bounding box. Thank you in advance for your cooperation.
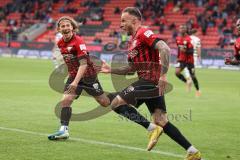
[113,105,150,129]
[176,73,187,83]
[163,122,191,150]
[191,76,200,91]
[60,107,72,126]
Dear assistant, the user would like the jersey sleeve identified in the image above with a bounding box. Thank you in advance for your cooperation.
[187,37,194,49]
[196,38,201,48]
[140,29,159,48]
[75,38,88,59]
[234,40,240,60]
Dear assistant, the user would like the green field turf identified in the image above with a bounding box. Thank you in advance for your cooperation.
[0,57,239,160]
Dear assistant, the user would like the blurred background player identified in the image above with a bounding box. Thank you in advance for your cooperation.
[175,25,201,97]
[48,16,110,140]
[52,32,64,69]
[225,19,240,66]
[183,29,201,92]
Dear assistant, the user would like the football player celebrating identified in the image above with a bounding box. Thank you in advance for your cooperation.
[175,25,201,97]
[48,16,110,140]
[225,19,240,66]
[101,7,201,159]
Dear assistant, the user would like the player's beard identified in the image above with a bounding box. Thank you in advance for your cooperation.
[127,26,134,36]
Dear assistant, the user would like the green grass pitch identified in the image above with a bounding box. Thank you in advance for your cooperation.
[0,57,239,160]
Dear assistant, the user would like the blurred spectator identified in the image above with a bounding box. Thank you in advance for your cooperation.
[169,23,176,31]
[159,22,165,34]
[200,18,208,35]
[109,29,119,38]
[173,1,183,12]
[217,34,228,48]
[182,8,189,15]
[114,7,120,14]
[75,16,86,25]
[93,36,102,44]
[172,28,178,39]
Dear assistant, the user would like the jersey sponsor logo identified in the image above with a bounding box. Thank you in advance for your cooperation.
[144,30,154,38]
[183,40,187,45]
[80,44,87,50]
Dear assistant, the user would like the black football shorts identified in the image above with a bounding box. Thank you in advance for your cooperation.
[118,78,167,114]
[64,76,104,98]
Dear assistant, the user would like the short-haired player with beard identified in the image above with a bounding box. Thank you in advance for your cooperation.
[48,16,110,140]
[101,7,201,159]
[225,19,240,66]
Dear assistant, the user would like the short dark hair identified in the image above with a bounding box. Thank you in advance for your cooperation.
[123,7,142,21]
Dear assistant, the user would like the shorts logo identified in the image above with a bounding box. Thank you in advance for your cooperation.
[93,83,101,92]
[124,85,135,95]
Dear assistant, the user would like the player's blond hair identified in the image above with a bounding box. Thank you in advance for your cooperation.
[56,16,79,33]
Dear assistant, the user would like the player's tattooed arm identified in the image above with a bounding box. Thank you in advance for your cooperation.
[154,40,170,75]
[111,64,134,75]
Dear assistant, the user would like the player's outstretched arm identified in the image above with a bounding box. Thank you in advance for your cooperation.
[100,60,134,75]
[225,58,240,66]
[154,40,170,75]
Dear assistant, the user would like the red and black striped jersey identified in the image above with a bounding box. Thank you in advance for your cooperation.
[127,27,161,84]
[176,35,194,64]
[57,34,96,78]
[234,37,240,60]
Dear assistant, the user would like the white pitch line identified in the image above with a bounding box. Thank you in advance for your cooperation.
[0,126,184,159]
[0,80,46,83]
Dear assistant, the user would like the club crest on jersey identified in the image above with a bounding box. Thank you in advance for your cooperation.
[67,46,73,52]
[128,49,138,58]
